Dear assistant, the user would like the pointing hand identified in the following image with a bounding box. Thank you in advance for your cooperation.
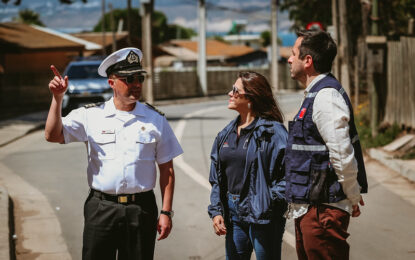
[48,65,68,98]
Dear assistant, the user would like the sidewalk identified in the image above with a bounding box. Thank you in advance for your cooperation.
[0,110,48,259]
[0,97,414,259]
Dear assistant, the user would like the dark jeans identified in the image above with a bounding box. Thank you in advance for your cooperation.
[82,190,158,260]
[226,193,286,260]
[295,204,350,260]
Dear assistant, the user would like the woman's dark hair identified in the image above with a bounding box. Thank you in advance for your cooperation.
[238,71,284,123]
[297,29,337,73]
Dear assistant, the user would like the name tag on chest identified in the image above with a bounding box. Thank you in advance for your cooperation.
[101,129,115,134]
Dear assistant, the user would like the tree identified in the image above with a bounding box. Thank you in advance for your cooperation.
[1,0,87,4]
[280,0,415,42]
[94,8,195,44]
[260,30,282,47]
[13,9,44,26]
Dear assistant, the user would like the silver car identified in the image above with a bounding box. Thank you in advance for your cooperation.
[62,59,112,111]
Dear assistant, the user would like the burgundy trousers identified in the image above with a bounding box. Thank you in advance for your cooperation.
[295,205,350,260]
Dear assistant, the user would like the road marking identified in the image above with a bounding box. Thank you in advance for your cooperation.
[174,106,220,191]
[173,104,296,248]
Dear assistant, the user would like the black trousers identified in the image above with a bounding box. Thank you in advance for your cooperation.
[82,190,158,260]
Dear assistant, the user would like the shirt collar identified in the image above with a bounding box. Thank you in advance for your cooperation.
[304,73,329,94]
[103,98,145,117]
[233,117,258,133]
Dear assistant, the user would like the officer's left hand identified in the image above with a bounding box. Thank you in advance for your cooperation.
[157,214,172,240]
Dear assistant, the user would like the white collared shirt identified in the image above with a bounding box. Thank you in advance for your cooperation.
[62,98,183,194]
[286,74,361,218]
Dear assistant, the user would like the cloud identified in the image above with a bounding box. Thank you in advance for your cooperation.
[173,16,234,33]
[0,7,18,15]
[68,1,100,10]
[246,23,270,33]
[207,18,233,33]
[172,17,198,30]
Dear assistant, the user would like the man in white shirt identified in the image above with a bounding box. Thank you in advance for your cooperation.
[45,48,183,260]
[284,30,368,260]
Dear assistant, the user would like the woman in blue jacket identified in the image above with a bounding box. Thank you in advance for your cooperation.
[208,71,287,260]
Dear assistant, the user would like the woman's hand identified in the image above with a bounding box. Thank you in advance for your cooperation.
[212,215,227,236]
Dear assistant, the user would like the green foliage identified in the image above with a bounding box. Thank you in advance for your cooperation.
[13,9,44,26]
[280,0,415,53]
[261,30,270,47]
[377,0,415,38]
[211,35,227,43]
[355,103,402,151]
[280,0,415,37]
[260,30,282,47]
[401,147,415,160]
[93,8,195,44]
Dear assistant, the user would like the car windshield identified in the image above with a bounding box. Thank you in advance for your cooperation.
[66,64,101,79]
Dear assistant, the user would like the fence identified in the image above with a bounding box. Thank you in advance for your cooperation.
[384,37,415,128]
[153,63,298,100]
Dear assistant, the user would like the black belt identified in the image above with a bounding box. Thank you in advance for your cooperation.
[91,189,153,204]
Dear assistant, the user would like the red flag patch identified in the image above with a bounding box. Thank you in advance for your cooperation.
[298,108,307,119]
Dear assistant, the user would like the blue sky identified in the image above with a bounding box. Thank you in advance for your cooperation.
[0,0,294,40]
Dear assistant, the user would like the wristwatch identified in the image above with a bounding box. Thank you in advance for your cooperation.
[160,210,174,218]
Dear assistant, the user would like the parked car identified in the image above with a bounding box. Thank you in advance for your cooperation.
[62,59,112,112]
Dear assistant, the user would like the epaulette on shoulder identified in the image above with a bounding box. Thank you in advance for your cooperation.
[145,102,165,116]
[84,102,104,109]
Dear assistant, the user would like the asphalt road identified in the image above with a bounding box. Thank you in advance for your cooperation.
[2,93,415,259]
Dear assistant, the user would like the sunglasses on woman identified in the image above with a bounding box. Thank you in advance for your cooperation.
[116,74,145,84]
[232,85,251,97]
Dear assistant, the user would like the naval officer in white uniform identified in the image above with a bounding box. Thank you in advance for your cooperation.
[45,47,183,260]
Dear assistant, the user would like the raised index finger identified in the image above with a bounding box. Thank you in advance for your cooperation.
[50,65,62,79]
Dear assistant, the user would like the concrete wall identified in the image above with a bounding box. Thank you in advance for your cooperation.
[0,51,80,119]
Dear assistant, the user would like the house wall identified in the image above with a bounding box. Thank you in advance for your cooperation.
[0,51,80,119]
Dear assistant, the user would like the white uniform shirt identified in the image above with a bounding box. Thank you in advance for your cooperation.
[286,74,361,219]
[62,98,183,195]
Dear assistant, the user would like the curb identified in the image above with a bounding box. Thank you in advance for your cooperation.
[368,148,415,183]
[0,186,10,260]
[0,122,45,148]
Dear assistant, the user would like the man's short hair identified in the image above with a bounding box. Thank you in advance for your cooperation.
[297,29,337,74]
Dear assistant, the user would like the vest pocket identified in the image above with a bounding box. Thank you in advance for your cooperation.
[289,159,311,199]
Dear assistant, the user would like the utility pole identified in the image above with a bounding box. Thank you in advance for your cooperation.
[338,0,350,95]
[331,0,340,79]
[370,0,379,137]
[101,0,106,56]
[198,0,207,96]
[109,3,116,53]
[141,0,154,104]
[270,0,279,93]
[127,0,132,46]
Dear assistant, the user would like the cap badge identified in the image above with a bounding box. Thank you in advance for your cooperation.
[127,51,139,64]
